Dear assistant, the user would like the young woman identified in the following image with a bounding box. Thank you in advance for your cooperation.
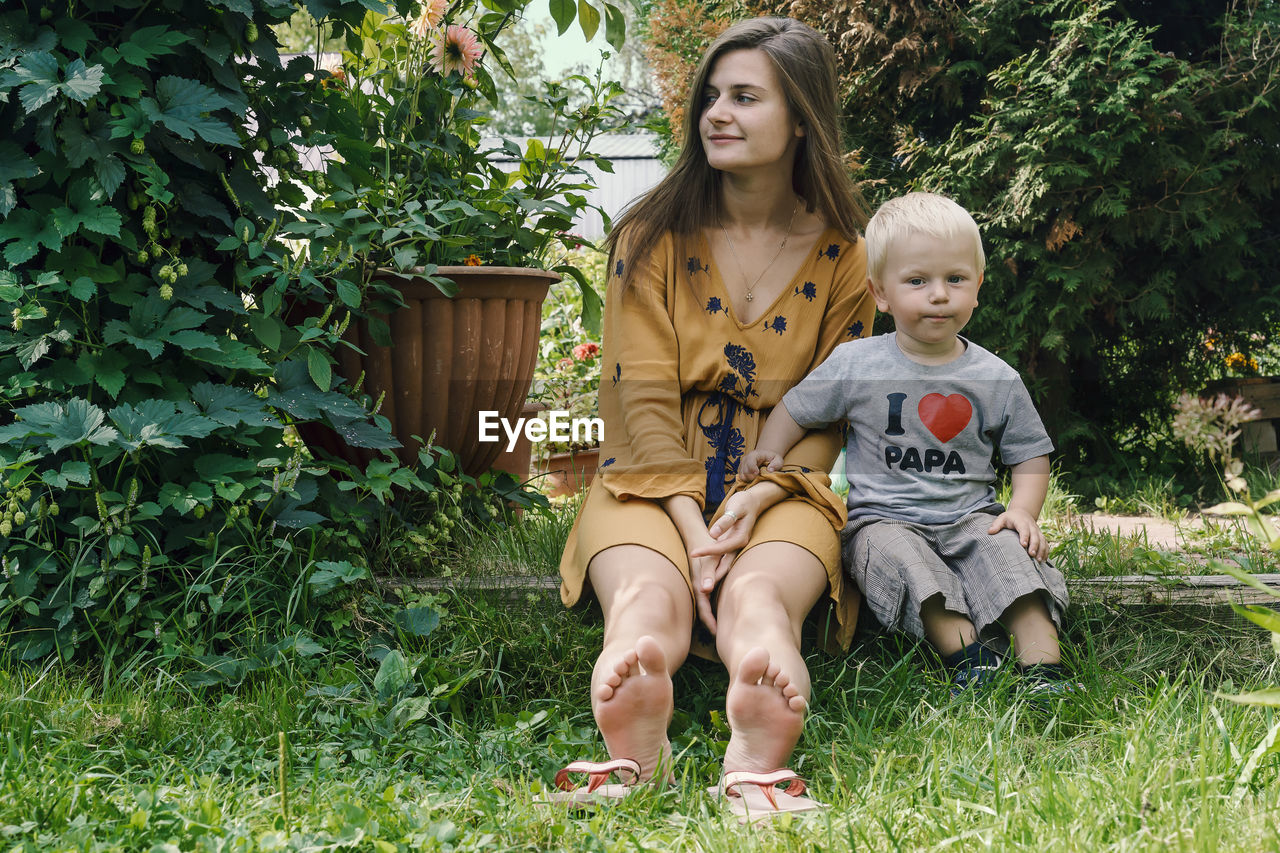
[552,16,874,815]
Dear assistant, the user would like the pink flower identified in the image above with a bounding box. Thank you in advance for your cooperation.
[572,342,600,361]
[430,25,482,80]
[556,357,575,372]
[409,0,447,38]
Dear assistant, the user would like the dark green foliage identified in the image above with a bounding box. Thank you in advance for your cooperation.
[908,0,1280,460]
[0,0,449,662]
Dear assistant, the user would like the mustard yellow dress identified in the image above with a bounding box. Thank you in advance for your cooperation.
[559,227,874,650]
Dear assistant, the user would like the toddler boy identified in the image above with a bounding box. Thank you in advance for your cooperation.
[739,192,1072,695]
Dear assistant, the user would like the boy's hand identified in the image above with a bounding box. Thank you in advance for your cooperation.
[988,508,1048,561]
[737,449,784,482]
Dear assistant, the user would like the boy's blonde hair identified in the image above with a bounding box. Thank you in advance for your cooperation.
[864,192,985,282]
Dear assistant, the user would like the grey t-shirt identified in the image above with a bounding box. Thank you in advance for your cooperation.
[781,332,1054,525]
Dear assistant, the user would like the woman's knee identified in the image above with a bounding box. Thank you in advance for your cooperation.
[719,572,789,618]
[721,545,825,615]
[595,568,693,643]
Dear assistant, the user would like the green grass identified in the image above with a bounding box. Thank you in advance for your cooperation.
[5,594,1280,850]
[6,472,1280,849]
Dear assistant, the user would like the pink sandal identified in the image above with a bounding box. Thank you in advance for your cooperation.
[545,758,642,803]
[711,769,826,822]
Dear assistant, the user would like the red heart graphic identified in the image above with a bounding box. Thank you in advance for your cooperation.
[918,393,972,443]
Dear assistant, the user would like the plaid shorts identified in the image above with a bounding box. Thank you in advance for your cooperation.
[842,511,1069,646]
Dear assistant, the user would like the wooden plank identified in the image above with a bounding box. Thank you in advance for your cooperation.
[1242,420,1278,455]
[393,574,1280,608]
[1070,574,1280,606]
[1243,385,1280,420]
[402,575,561,593]
[1204,378,1280,420]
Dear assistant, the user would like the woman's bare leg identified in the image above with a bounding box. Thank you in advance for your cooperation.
[712,541,826,774]
[586,544,693,781]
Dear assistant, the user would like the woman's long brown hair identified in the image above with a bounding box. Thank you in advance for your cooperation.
[606,16,869,292]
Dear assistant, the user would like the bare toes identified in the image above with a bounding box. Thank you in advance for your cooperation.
[765,660,782,685]
[737,647,770,686]
[635,636,665,676]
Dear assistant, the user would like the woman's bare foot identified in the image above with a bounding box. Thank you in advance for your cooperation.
[722,646,806,773]
[592,635,674,782]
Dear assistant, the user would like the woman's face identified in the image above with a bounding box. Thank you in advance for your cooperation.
[698,48,804,176]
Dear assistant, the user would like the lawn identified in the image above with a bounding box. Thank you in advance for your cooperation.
[4,490,1280,851]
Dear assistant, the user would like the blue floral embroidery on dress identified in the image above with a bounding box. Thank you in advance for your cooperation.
[686,256,709,275]
[615,259,624,277]
[599,457,616,468]
[820,244,840,261]
[794,281,817,301]
[697,344,760,505]
[846,320,865,338]
[763,315,787,335]
[611,362,621,386]
[705,296,728,316]
[724,344,756,381]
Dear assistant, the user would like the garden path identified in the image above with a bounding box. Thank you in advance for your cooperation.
[1065,512,1217,550]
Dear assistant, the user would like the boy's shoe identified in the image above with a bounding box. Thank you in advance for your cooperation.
[944,642,1002,697]
[950,662,1001,697]
[1019,663,1084,703]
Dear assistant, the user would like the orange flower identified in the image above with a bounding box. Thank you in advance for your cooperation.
[1225,352,1259,373]
[409,0,448,38]
[463,253,482,266]
[430,25,482,80]
[572,342,600,361]
[320,68,346,89]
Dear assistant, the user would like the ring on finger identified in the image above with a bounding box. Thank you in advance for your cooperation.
[722,509,739,522]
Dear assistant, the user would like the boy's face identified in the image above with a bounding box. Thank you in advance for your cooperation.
[869,230,983,360]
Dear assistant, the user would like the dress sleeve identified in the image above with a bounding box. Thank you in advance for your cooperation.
[597,234,707,506]
[809,236,873,373]
[731,237,874,530]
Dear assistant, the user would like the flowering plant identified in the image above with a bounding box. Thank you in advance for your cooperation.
[292,0,628,313]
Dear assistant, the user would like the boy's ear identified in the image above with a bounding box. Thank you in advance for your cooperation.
[976,272,984,301]
[867,276,890,312]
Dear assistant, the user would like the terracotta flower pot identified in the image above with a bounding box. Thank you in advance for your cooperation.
[540,447,602,497]
[301,265,558,476]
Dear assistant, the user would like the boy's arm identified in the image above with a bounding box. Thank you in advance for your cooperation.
[737,401,809,481]
[987,454,1051,560]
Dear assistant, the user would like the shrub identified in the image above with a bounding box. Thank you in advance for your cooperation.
[0,0,413,662]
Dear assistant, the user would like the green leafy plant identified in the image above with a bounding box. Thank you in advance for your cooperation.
[0,0,586,663]
[290,0,630,332]
[0,0,387,662]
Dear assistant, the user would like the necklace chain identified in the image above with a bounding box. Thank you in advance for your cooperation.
[719,199,800,303]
